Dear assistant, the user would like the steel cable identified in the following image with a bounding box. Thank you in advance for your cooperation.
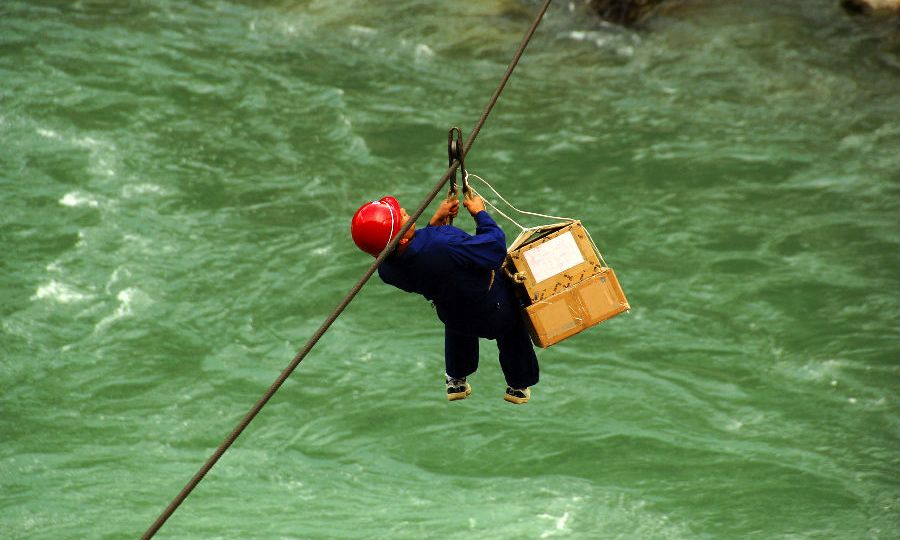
[139,1,552,537]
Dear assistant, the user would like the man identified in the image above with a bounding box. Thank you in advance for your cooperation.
[351,195,539,404]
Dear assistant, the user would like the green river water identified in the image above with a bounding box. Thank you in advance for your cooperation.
[1,1,898,539]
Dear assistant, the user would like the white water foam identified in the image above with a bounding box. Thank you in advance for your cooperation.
[59,191,101,208]
[121,183,170,198]
[30,280,93,304]
[94,287,150,332]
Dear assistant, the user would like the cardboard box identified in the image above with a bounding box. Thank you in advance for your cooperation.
[523,268,629,348]
[504,221,629,348]
[504,221,603,303]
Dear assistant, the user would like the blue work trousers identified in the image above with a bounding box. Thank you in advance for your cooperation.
[443,307,539,389]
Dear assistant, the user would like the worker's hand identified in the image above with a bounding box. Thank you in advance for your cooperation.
[429,198,459,226]
[463,196,485,217]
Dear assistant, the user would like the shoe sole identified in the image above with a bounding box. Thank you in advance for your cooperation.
[447,384,472,401]
[504,389,530,404]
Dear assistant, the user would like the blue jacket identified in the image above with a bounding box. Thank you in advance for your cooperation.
[378,211,519,338]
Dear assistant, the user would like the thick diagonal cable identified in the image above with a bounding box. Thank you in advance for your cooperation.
[139,1,551,538]
[463,0,552,155]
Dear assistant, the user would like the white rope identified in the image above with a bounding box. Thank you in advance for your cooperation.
[466,173,575,231]
[466,172,609,268]
[581,227,609,269]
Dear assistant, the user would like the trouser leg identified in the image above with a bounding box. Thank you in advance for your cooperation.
[496,316,540,389]
[445,326,479,379]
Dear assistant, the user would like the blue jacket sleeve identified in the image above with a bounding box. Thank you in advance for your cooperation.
[446,211,508,270]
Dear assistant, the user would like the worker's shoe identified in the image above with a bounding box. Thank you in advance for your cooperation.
[504,386,531,404]
[446,376,472,401]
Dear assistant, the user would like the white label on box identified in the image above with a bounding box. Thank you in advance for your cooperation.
[523,231,584,283]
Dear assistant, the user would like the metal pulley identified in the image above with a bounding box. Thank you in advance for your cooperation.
[447,126,472,200]
[445,127,472,226]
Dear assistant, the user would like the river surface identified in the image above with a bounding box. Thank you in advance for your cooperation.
[2,1,898,539]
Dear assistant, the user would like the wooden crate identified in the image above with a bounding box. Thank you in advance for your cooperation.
[504,221,629,347]
[522,268,629,348]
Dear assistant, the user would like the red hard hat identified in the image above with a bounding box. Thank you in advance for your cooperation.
[351,196,403,256]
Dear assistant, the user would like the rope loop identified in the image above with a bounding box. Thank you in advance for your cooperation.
[467,173,575,231]
[467,172,611,269]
